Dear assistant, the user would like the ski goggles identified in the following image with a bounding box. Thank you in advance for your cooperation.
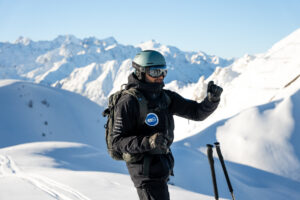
[146,66,168,78]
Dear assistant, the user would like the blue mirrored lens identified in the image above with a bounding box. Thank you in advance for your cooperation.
[147,66,168,78]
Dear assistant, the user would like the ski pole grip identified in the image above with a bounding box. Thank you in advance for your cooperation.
[207,144,213,160]
[214,142,224,160]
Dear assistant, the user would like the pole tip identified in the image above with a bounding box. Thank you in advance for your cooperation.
[206,144,213,148]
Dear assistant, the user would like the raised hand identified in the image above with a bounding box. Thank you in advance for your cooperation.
[207,81,223,102]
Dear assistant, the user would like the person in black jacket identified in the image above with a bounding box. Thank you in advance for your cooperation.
[111,50,223,200]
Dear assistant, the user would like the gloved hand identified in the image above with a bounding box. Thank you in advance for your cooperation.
[149,133,168,150]
[207,81,223,102]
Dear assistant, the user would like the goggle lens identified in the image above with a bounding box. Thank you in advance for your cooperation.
[147,67,168,78]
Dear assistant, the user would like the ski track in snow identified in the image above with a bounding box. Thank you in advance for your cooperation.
[0,155,91,200]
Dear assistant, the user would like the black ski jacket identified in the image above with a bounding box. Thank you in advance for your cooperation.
[111,73,219,187]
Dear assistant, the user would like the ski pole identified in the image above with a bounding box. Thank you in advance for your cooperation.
[214,142,235,200]
[207,144,219,200]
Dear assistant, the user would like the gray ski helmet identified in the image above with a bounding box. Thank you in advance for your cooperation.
[132,50,166,73]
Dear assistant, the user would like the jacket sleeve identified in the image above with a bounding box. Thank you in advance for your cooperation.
[110,94,152,154]
[165,90,220,121]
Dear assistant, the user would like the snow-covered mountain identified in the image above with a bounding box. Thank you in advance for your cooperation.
[0,35,233,105]
[172,28,300,182]
[1,28,300,200]
[172,28,300,141]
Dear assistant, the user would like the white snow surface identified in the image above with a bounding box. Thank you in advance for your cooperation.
[1,28,300,200]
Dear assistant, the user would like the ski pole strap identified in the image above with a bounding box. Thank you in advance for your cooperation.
[207,144,219,200]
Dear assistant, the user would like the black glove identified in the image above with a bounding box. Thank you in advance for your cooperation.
[207,81,223,102]
[149,133,168,150]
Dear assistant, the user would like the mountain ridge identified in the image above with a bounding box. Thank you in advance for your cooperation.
[0,35,233,105]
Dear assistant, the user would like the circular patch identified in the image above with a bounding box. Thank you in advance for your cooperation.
[145,113,159,126]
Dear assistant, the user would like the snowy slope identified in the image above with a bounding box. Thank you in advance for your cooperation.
[0,80,223,200]
[172,90,300,199]
[0,78,299,200]
[0,80,104,148]
[216,91,300,181]
[0,142,216,200]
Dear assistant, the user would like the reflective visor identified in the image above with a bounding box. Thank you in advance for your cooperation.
[146,66,168,78]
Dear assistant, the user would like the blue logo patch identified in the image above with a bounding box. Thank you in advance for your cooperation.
[145,113,159,126]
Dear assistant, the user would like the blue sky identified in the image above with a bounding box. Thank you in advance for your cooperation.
[0,0,299,58]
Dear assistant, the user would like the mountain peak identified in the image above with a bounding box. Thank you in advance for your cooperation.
[14,36,32,45]
[101,36,117,45]
[137,39,162,50]
[54,34,81,45]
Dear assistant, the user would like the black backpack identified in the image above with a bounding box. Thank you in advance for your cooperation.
[102,86,148,161]
[102,86,171,162]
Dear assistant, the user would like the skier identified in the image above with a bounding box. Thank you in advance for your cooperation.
[111,50,223,200]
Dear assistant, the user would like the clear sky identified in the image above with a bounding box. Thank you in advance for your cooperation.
[0,0,300,58]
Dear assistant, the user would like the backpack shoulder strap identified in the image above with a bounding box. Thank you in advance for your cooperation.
[123,88,148,126]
